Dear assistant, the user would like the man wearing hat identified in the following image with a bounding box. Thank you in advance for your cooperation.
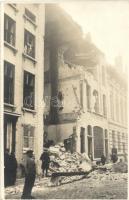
[21,150,36,199]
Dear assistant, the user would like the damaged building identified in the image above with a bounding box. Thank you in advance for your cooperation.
[4,4,45,173]
[44,4,128,161]
[3,3,128,175]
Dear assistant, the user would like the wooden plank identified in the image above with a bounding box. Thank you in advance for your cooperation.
[51,169,93,178]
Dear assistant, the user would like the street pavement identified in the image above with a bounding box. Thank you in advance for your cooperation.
[5,173,127,199]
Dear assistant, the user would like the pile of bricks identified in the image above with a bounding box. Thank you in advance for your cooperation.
[49,143,92,173]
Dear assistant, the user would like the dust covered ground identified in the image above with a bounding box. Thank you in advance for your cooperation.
[5,172,128,199]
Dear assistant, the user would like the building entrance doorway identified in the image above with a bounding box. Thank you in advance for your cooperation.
[87,125,92,158]
[93,126,104,158]
[4,114,18,153]
[80,127,85,153]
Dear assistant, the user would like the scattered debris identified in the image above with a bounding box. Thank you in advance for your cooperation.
[112,161,128,173]
[49,142,92,174]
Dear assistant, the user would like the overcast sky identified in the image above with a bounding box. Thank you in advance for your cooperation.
[60,1,129,67]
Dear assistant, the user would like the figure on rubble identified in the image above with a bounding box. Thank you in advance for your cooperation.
[21,150,36,199]
[40,148,50,177]
[111,146,118,163]
[111,153,118,163]
[101,154,106,165]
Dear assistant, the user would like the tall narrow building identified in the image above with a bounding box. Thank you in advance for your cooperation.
[4,4,45,173]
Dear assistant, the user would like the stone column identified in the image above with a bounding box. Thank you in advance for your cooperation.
[49,40,59,124]
[0,3,4,198]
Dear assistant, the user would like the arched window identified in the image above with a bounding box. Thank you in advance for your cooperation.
[93,90,99,113]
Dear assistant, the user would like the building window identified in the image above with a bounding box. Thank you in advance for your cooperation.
[86,84,91,111]
[80,81,83,108]
[87,125,92,158]
[23,125,34,151]
[87,125,92,136]
[4,14,16,46]
[24,29,35,58]
[123,142,126,153]
[116,94,119,122]
[122,132,125,140]
[25,8,36,22]
[102,65,105,85]
[112,130,115,146]
[117,132,121,151]
[93,90,99,113]
[4,61,15,104]
[23,71,35,110]
[110,91,114,120]
[103,94,107,117]
[104,129,108,157]
[120,97,124,123]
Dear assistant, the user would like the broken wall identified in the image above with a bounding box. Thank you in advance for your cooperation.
[47,123,76,143]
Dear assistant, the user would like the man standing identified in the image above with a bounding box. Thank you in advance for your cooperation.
[21,150,36,199]
[40,149,50,177]
[4,149,10,187]
[9,152,18,185]
[101,154,106,165]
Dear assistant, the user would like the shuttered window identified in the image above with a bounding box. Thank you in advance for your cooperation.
[4,61,15,104]
[23,125,35,151]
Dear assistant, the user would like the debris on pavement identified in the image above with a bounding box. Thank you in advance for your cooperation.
[49,142,92,174]
[111,161,128,173]
[95,161,128,173]
[48,143,93,186]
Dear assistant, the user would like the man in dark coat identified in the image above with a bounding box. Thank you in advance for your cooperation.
[111,153,118,163]
[101,154,106,165]
[111,146,118,163]
[40,149,50,177]
[4,149,10,187]
[21,150,36,199]
[9,152,18,185]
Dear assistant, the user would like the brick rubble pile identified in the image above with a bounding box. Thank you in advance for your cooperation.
[48,142,92,173]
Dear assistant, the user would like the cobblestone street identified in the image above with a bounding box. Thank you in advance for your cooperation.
[5,173,127,199]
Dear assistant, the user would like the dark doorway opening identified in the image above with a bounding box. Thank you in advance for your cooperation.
[4,114,18,153]
[80,127,85,153]
[93,126,104,158]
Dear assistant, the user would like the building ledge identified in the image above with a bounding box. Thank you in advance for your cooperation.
[4,103,16,111]
[22,107,36,115]
[8,4,19,12]
[23,14,37,28]
[4,41,18,54]
[22,53,37,64]
[108,120,127,129]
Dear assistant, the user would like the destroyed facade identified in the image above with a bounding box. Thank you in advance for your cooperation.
[3,4,128,177]
[44,5,128,161]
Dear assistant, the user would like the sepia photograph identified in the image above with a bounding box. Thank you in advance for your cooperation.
[0,0,128,199]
